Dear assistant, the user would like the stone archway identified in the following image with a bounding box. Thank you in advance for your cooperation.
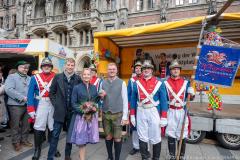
[76,54,91,74]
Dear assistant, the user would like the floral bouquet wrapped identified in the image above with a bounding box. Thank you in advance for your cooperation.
[79,101,98,122]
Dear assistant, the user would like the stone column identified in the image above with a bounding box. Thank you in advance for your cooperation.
[83,30,86,46]
[143,0,148,11]
[62,33,65,45]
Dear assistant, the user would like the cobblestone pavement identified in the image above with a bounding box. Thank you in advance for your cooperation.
[0,129,240,160]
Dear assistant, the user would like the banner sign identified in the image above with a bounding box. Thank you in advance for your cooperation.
[195,45,240,87]
[143,47,196,70]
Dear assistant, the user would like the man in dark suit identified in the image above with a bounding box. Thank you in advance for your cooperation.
[47,58,82,160]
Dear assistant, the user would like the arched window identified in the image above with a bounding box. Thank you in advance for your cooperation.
[54,0,67,15]
[136,0,143,11]
[106,0,116,10]
[148,0,156,9]
[83,0,90,10]
[35,0,46,18]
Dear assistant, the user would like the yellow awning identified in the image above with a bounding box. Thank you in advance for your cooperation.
[94,12,240,38]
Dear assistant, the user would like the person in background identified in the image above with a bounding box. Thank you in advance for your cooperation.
[27,58,55,160]
[48,58,82,160]
[159,53,170,79]
[127,61,142,155]
[67,68,100,160]
[89,64,103,92]
[144,53,156,71]
[0,69,7,140]
[5,61,32,151]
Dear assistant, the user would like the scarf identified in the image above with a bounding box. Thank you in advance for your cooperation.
[64,70,75,82]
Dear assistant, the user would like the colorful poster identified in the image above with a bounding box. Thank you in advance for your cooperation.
[49,55,66,73]
[195,45,240,87]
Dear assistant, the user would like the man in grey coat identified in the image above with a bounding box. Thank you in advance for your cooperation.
[5,61,32,151]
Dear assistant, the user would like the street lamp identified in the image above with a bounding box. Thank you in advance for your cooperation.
[207,0,217,15]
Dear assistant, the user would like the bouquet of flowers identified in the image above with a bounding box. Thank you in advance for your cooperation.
[79,101,98,122]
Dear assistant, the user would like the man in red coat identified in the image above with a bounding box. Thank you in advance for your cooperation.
[27,57,56,160]
[164,60,195,160]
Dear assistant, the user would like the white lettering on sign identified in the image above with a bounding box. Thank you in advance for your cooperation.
[145,47,196,70]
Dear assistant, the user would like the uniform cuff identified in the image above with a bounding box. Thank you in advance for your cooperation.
[130,109,135,115]
[161,111,167,118]
[27,106,35,113]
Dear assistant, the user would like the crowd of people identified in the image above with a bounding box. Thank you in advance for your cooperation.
[0,51,195,160]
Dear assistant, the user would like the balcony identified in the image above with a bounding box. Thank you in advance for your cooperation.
[29,17,47,25]
[72,11,91,20]
[51,14,68,22]
[28,9,101,27]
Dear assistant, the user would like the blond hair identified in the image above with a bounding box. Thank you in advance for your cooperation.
[107,62,117,68]
[65,58,75,65]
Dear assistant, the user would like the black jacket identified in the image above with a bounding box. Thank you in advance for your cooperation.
[49,73,82,122]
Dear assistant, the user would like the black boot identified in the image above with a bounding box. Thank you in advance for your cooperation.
[139,140,149,160]
[114,141,122,160]
[168,137,176,160]
[178,139,186,160]
[32,130,44,160]
[152,142,161,160]
[105,139,113,160]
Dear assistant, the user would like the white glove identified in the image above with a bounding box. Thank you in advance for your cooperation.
[187,87,195,95]
[130,115,136,127]
[28,112,36,119]
[159,118,168,127]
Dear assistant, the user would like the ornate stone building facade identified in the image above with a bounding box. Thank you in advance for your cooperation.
[0,0,239,70]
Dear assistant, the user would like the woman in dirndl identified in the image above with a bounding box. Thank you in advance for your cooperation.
[67,68,100,160]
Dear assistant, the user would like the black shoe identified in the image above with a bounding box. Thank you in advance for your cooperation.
[0,128,6,133]
[139,140,149,160]
[0,137,4,141]
[55,150,61,157]
[129,148,139,155]
[32,130,44,160]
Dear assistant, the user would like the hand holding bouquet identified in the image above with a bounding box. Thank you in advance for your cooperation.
[80,101,98,122]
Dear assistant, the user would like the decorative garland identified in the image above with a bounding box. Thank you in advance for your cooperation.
[203,26,223,111]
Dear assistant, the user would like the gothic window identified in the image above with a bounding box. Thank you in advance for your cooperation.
[4,15,10,30]
[54,0,67,15]
[148,0,156,9]
[136,0,143,11]
[106,0,116,10]
[0,17,3,28]
[90,30,94,44]
[189,0,197,3]
[12,14,16,28]
[80,31,83,45]
[35,0,46,18]
[176,0,184,5]
[83,0,90,10]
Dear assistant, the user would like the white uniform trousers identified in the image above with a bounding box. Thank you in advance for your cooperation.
[166,108,189,140]
[34,98,54,131]
[132,130,140,149]
[137,107,161,145]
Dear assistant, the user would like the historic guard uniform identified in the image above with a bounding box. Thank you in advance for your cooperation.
[127,61,142,155]
[164,60,195,160]
[130,60,168,160]
[27,58,55,160]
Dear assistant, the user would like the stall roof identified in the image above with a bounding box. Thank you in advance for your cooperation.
[0,39,74,58]
[94,13,240,47]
